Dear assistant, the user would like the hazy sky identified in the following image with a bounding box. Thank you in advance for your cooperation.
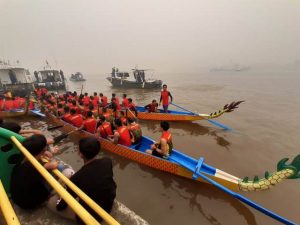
[0,0,299,74]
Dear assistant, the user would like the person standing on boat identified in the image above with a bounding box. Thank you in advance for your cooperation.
[146,121,173,158]
[159,84,173,113]
[109,118,131,147]
[52,137,117,224]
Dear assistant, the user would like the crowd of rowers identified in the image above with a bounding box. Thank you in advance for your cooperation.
[38,86,173,158]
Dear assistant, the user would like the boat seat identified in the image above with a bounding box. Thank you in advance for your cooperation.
[130,143,141,150]
[192,157,204,180]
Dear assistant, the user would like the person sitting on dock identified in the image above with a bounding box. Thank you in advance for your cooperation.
[146,121,173,158]
[144,99,159,113]
[127,118,142,144]
[10,134,61,209]
[54,137,116,224]
[108,118,131,147]
[78,111,97,134]
[159,84,173,113]
[96,115,114,139]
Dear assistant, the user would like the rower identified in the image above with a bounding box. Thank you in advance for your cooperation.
[108,118,131,147]
[61,106,72,123]
[111,93,121,110]
[99,93,108,107]
[69,108,84,128]
[119,111,127,126]
[127,118,142,144]
[122,94,129,108]
[146,121,173,158]
[96,116,113,139]
[57,103,64,117]
[144,99,159,113]
[83,93,90,106]
[128,98,137,116]
[78,111,97,134]
[93,92,100,104]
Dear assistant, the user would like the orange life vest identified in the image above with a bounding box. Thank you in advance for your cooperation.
[122,98,129,108]
[62,113,72,123]
[128,123,142,143]
[83,118,97,133]
[161,90,170,106]
[117,126,131,146]
[70,114,83,127]
[98,121,113,138]
[101,96,108,107]
[160,131,173,154]
[4,100,14,111]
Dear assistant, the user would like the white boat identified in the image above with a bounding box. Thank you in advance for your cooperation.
[0,60,34,96]
[33,62,67,91]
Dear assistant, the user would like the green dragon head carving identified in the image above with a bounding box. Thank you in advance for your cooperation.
[277,154,300,179]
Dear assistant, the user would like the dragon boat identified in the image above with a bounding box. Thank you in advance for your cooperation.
[0,100,29,118]
[126,101,244,122]
[44,113,300,192]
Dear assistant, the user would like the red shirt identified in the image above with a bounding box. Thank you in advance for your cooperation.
[161,90,170,106]
[101,96,108,107]
[116,126,131,146]
[83,118,97,133]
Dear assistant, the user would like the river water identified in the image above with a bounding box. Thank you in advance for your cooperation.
[8,69,300,225]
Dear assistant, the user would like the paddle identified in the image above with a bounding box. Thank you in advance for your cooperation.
[47,125,64,131]
[53,130,77,144]
[170,103,232,130]
[170,157,296,225]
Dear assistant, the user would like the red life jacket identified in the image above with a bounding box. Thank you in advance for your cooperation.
[120,117,127,125]
[62,113,72,123]
[101,96,108,107]
[103,112,111,121]
[112,97,121,110]
[92,99,98,108]
[70,114,83,127]
[160,131,173,154]
[161,90,170,106]
[94,96,100,103]
[117,126,131,146]
[128,102,136,111]
[29,101,35,110]
[98,121,113,138]
[4,100,14,111]
[12,99,20,109]
[83,96,90,106]
[83,118,97,133]
[122,98,129,108]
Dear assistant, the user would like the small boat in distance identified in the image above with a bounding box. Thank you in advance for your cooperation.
[210,64,250,72]
[69,72,86,82]
[107,67,162,89]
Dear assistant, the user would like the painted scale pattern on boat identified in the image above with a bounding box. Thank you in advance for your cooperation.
[47,114,242,191]
[238,155,300,191]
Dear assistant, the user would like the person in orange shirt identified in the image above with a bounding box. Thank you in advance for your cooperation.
[108,118,131,147]
[99,93,108,107]
[127,118,142,144]
[146,121,173,158]
[122,94,129,108]
[69,109,84,128]
[96,116,113,139]
[61,106,72,123]
[144,99,159,113]
[159,84,173,113]
[79,111,97,133]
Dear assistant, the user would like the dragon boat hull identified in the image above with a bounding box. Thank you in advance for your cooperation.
[47,113,240,191]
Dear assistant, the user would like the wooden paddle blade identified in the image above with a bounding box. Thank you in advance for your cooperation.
[53,133,69,144]
[47,125,64,131]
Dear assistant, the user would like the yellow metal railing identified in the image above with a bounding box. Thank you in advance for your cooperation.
[0,180,21,225]
[41,158,120,225]
[11,136,101,225]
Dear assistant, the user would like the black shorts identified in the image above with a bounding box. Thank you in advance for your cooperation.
[152,149,164,158]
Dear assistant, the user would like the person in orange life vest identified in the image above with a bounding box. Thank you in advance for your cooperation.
[108,118,131,147]
[101,107,113,123]
[88,104,98,118]
[111,93,121,110]
[127,118,142,144]
[82,93,90,106]
[146,121,173,158]
[119,111,128,126]
[90,96,98,109]
[144,99,159,112]
[159,84,173,113]
[122,94,129,108]
[57,103,64,117]
[61,106,72,123]
[127,98,137,116]
[70,100,81,114]
[93,92,100,104]
[3,96,14,111]
[96,116,114,139]
[41,87,48,95]
[99,93,108,107]
[78,111,97,133]
[69,108,84,128]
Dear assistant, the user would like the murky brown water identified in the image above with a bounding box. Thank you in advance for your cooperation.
[8,69,300,224]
